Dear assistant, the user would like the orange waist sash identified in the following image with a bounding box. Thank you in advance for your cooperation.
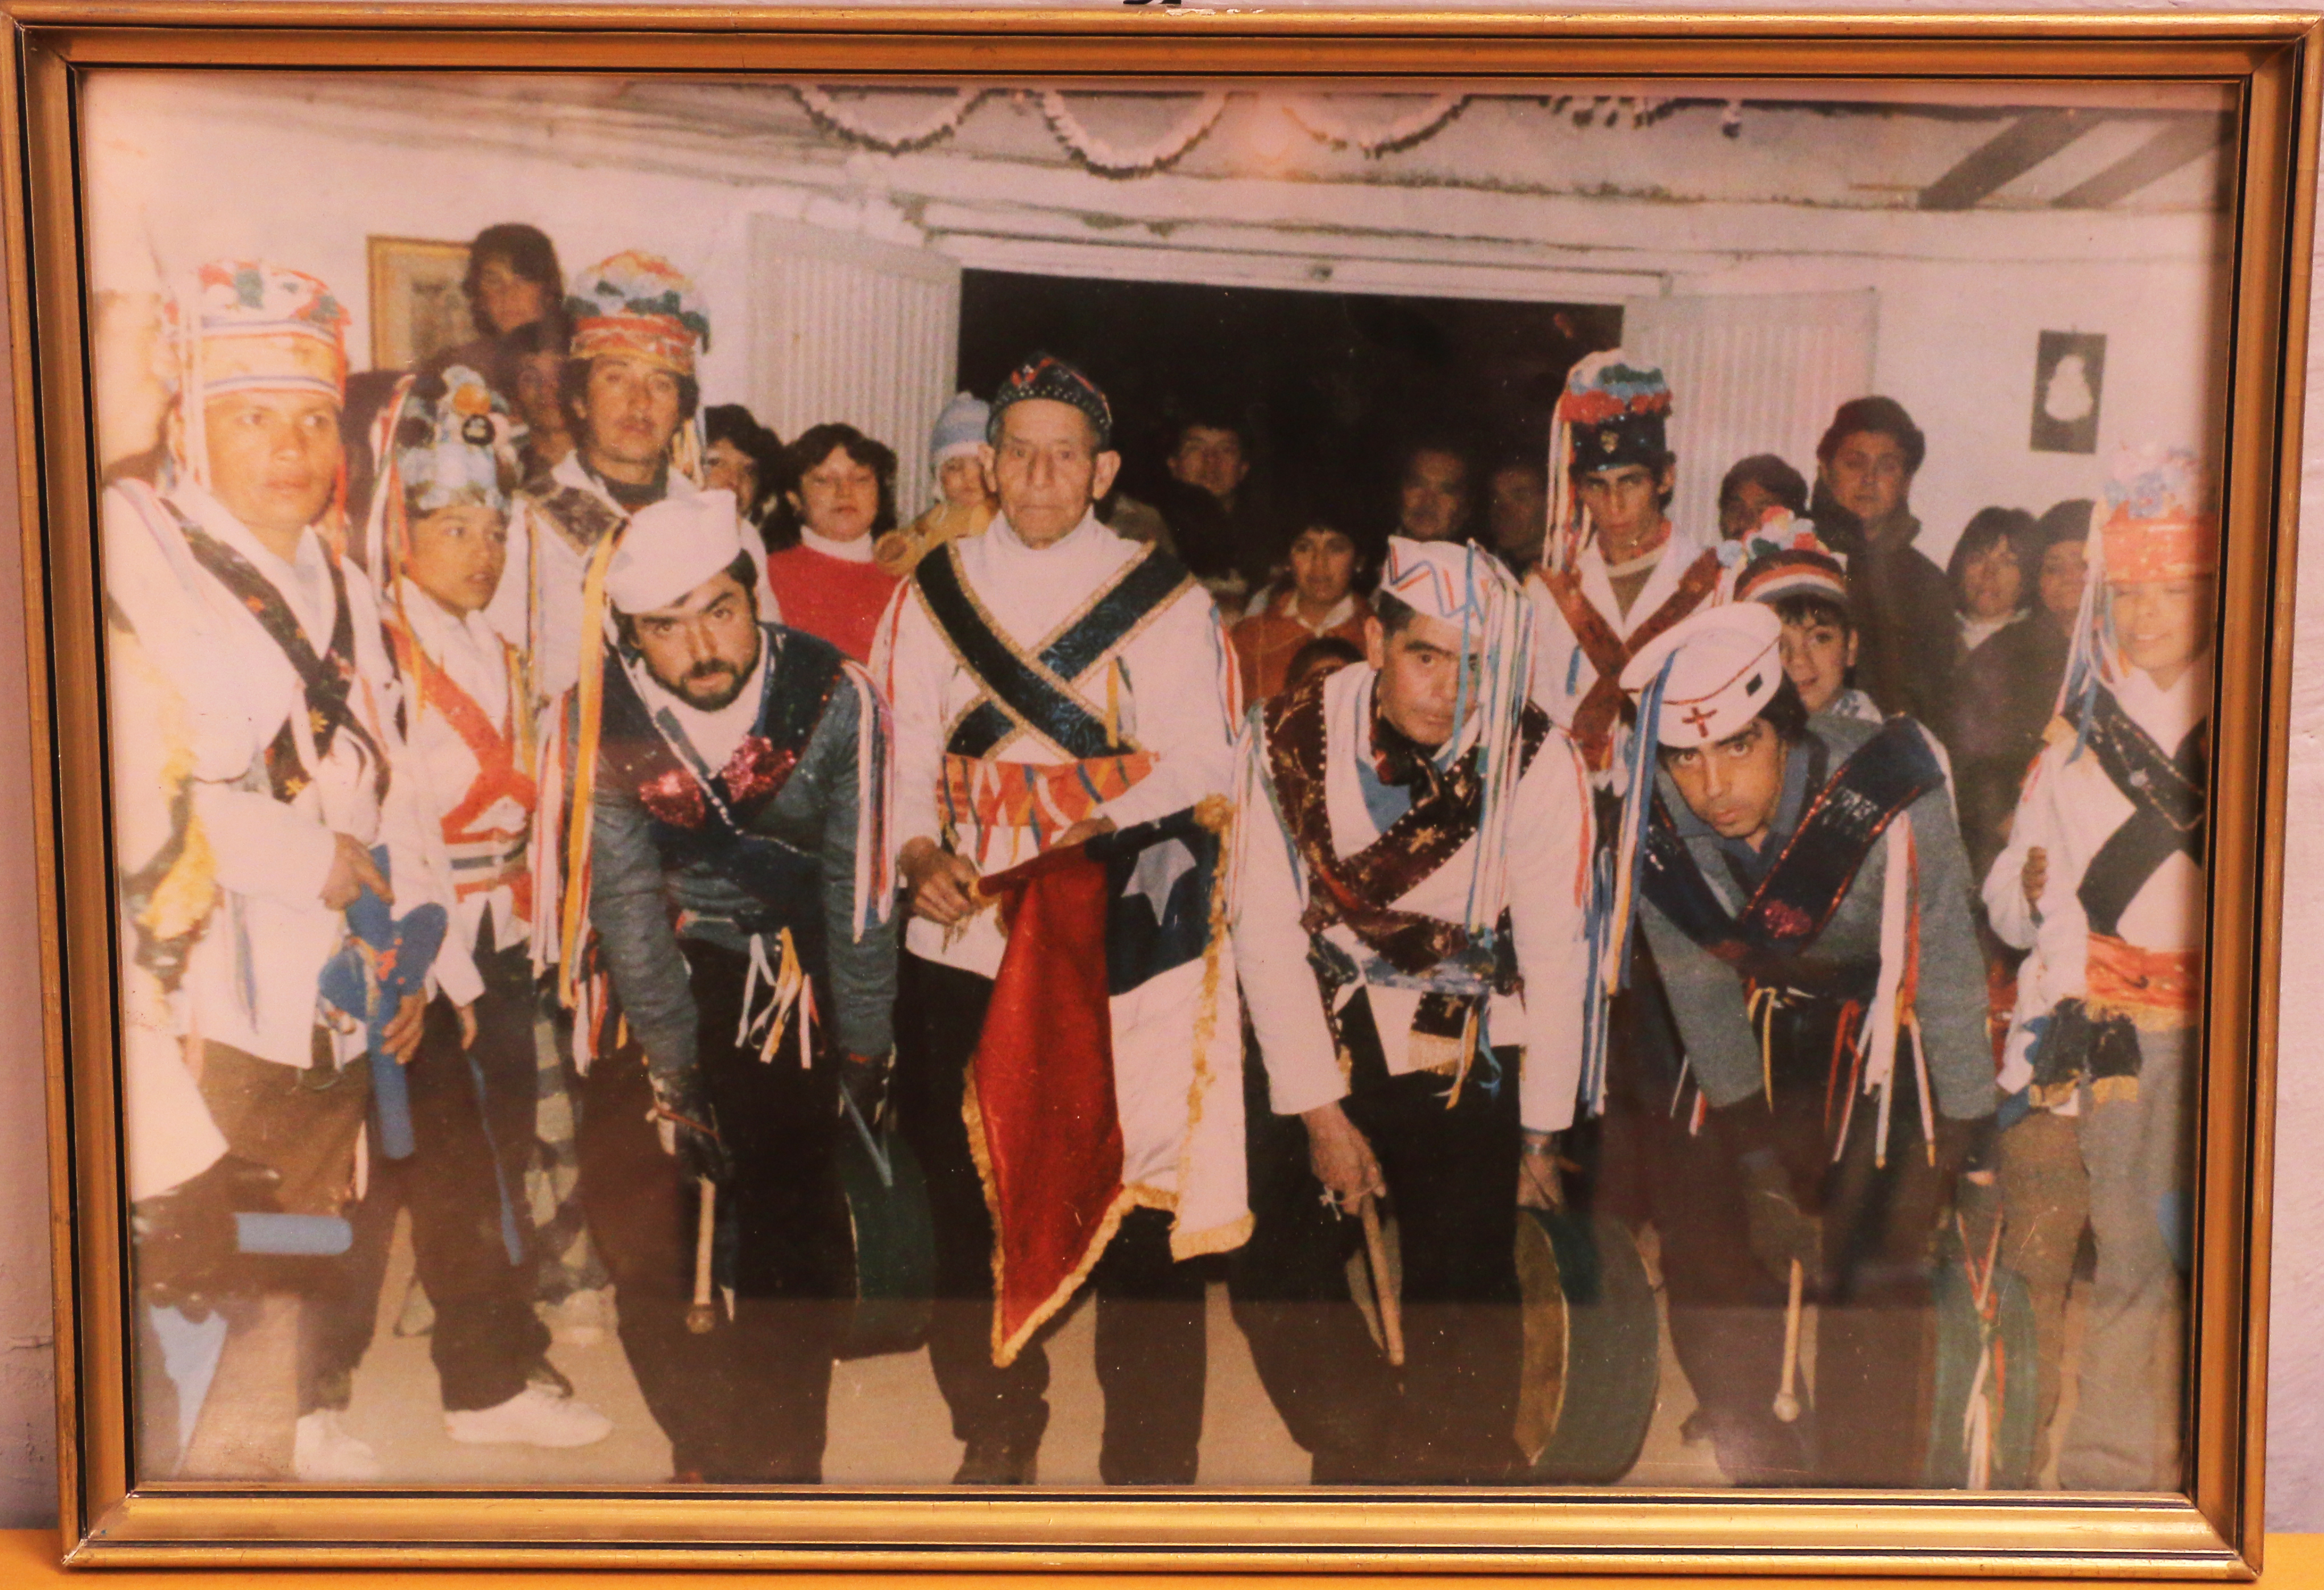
[2086,933,2201,1030]
[941,752,1155,858]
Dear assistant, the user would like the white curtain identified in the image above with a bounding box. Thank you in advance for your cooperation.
[1621,289,1879,539]
[747,215,962,520]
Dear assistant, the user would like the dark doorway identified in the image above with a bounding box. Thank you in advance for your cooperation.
[958,271,1621,551]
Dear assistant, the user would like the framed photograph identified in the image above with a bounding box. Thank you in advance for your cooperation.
[9,4,2313,1576]
[364,235,482,373]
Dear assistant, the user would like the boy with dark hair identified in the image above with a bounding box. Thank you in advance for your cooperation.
[1735,542,1879,725]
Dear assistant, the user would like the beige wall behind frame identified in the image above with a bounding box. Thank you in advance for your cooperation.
[0,0,2317,1566]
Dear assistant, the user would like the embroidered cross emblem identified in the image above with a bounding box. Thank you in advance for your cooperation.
[1681,703,1719,737]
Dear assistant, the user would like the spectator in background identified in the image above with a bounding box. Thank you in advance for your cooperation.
[761,421,902,664]
[1485,451,1550,572]
[1229,516,1374,700]
[703,404,783,534]
[423,223,566,381]
[1154,407,1281,608]
[1947,500,2094,882]
[494,319,575,480]
[1391,434,1477,546]
[1283,633,1364,695]
[1948,506,2039,659]
[1717,452,1810,542]
[881,392,997,578]
[1808,396,1958,730]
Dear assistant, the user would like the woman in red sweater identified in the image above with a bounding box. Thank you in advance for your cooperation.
[762,421,903,663]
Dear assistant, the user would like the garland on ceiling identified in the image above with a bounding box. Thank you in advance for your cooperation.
[1035,89,1229,177]
[789,85,992,153]
[1282,94,1468,157]
[784,86,1711,174]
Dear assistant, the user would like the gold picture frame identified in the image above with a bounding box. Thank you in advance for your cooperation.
[6,3,2313,1575]
[363,235,478,373]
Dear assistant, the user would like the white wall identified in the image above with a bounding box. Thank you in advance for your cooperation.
[1667,251,2230,564]
[6,0,2324,1539]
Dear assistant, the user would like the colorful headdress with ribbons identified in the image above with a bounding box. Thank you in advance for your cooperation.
[1547,351,1673,572]
[356,368,521,586]
[566,250,710,377]
[1732,508,1850,607]
[165,259,349,492]
[2056,445,2219,736]
[1376,535,1538,939]
[395,366,519,517]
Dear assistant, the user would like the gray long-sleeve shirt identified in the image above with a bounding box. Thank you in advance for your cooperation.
[1638,714,1995,1122]
[587,636,897,1083]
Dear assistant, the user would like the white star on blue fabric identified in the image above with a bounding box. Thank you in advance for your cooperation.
[1122,836,1197,925]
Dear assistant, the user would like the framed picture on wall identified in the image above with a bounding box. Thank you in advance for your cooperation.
[364,234,480,373]
[7,3,2313,1576]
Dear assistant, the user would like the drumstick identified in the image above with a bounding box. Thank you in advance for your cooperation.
[1358,1194,1406,1369]
[1773,1257,1804,1423]
[686,1177,717,1335]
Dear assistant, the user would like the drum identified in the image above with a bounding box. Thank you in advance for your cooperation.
[1924,1255,2039,1489]
[834,1106,935,1360]
[1515,1205,1660,1482]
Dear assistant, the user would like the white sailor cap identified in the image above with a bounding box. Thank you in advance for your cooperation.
[1376,534,1517,632]
[606,489,749,615]
[1619,603,1785,747]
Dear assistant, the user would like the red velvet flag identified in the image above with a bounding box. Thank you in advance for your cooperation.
[967,842,1128,1366]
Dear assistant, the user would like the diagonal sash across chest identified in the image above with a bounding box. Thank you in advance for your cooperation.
[386,621,536,842]
[1641,718,1944,973]
[917,541,1193,761]
[1539,547,1725,770]
[1265,671,1547,977]
[2076,688,2207,939]
[164,496,390,804]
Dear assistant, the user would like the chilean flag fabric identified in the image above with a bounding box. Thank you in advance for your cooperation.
[968,803,1249,1367]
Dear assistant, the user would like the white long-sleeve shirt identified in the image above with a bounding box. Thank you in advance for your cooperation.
[1983,658,2211,985]
[873,510,1239,978]
[1526,522,1732,787]
[1233,662,1597,1134]
[491,453,748,707]
[390,580,533,1004]
[104,480,447,1070]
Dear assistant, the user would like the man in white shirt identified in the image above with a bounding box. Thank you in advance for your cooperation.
[490,250,732,705]
[1231,537,1592,1482]
[1985,446,2213,1492]
[103,260,441,1480]
[873,355,1241,1484]
[1528,354,1731,784]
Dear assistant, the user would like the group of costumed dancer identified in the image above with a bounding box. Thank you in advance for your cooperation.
[113,251,2206,1494]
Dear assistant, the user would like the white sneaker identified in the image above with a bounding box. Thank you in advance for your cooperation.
[445,1384,614,1448]
[292,1409,382,1481]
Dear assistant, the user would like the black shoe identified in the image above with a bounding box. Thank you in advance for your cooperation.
[953,1432,1039,1485]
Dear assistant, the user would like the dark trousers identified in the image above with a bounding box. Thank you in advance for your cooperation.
[1231,1001,1525,1484]
[892,953,1207,1484]
[1592,956,1948,1487]
[578,939,851,1483]
[312,939,551,1414]
[1808,1083,1947,1488]
[1581,941,1813,1485]
[195,1036,371,1417]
